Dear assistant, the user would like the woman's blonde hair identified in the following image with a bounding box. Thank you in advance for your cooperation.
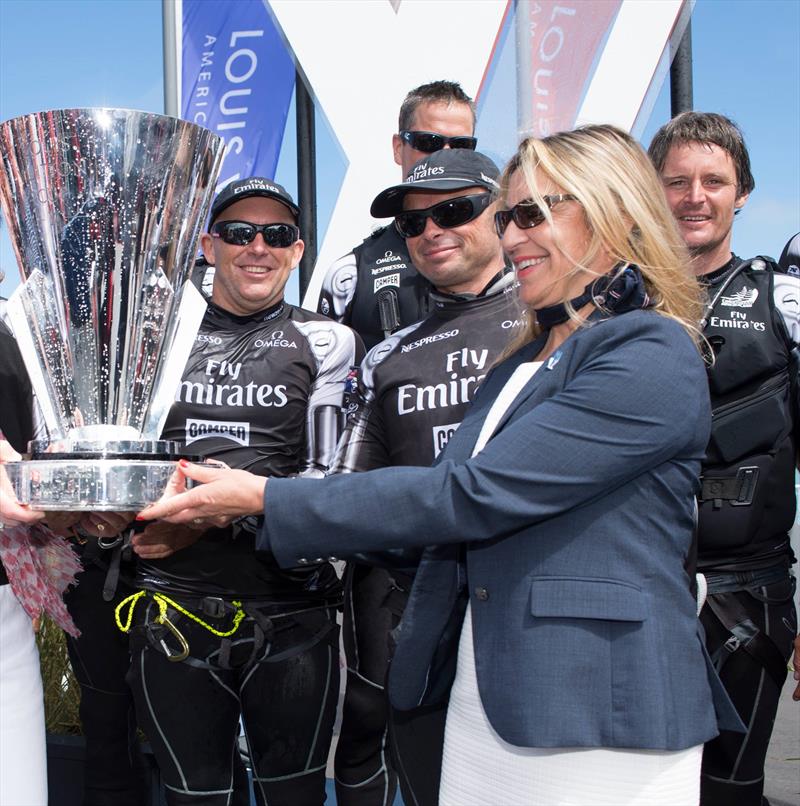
[500,124,704,347]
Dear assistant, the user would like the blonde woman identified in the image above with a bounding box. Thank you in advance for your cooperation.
[139,125,741,806]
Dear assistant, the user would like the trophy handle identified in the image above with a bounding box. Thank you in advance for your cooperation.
[141,280,207,440]
[7,270,72,441]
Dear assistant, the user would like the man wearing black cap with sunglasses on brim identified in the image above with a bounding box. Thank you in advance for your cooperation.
[331,149,521,806]
[126,177,363,806]
[317,80,477,350]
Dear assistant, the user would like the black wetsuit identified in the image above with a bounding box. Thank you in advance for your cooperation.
[126,299,362,806]
[330,273,523,806]
[63,541,151,806]
[696,256,799,806]
[317,225,431,350]
[0,318,33,455]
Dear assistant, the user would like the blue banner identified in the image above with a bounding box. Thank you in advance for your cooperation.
[181,0,295,188]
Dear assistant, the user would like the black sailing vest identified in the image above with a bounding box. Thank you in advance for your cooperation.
[348,224,432,350]
[697,256,797,569]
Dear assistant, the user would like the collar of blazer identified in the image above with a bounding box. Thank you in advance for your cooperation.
[478,304,644,445]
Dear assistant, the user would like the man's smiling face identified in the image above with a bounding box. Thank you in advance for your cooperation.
[403,187,500,295]
[660,141,749,272]
[201,196,304,315]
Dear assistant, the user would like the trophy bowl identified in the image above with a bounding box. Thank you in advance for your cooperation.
[8,431,200,511]
[0,108,224,509]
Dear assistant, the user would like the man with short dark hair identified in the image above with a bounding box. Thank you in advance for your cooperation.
[317,80,476,349]
[650,112,799,806]
[332,149,521,806]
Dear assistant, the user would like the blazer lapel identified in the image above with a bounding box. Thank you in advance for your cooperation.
[442,333,551,461]
[489,343,564,436]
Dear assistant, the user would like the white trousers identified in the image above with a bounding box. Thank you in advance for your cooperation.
[440,606,702,806]
[0,584,47,806]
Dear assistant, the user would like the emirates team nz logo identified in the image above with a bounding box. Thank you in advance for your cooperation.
[720,286,759,308]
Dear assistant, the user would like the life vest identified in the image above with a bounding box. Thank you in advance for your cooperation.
[697,256,798,569]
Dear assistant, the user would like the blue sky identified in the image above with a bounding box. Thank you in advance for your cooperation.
[1,0,798,304]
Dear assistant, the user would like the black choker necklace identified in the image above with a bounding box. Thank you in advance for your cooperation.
[534,264,651,329]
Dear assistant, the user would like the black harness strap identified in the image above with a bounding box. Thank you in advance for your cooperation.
[259,618,336,664]
[99,526,139,601]
[705,592,788,689]
[179,618,335,672]
[102,544,124,601]
[699,467,759,509]
[141,599,336,670]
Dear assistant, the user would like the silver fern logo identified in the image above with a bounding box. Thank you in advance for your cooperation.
[720,286,759,308]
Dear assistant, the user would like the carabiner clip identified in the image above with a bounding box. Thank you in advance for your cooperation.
[157,613,190,662]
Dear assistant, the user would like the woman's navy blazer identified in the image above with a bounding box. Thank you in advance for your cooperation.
[261,309,742,750]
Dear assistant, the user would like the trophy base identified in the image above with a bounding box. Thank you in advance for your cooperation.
[6,458,182,511]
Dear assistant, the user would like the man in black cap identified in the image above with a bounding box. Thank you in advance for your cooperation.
[316,80,477,349]
[115,178,363,806]
[331,149,520,806]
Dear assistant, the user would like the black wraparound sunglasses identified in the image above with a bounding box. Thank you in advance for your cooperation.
[212,220,300,248]
[395,193,493,239]
[493,195,578,237]
[399,130,478,153]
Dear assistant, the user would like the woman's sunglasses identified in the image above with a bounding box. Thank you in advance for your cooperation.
[493,195,577,237]
[395,193,493,239]
[399,130,478,153]
[212,220,300,248]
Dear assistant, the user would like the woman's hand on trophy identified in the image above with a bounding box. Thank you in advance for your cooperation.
[137,459,267,527]
[0,440,44,527]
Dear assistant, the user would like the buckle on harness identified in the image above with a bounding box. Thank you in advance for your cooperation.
[201,597,226,619]
[722,634,741,655]
[700,466,759,507]
[730,466,759,506]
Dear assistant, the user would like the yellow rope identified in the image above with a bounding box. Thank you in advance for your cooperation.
[115,591,146,632]
[114,590,246,637]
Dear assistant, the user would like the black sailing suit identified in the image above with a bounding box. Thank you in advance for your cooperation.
[126,299,363,806]
[330,273,523,806]
[317,225,431,350]
[696,256,799,806]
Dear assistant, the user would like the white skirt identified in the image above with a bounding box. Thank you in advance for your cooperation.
[439,606,702,806]
[0,584,47,806]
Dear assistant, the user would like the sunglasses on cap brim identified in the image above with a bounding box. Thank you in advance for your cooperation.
[493,195,578,237]
[212,220,300,248]
[395,193,493,239]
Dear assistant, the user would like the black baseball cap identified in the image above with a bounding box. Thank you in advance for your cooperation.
[209,177,300,224]
[370,150,501,218]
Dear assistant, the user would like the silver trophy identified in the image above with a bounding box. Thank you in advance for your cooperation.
[0,108,224,509]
